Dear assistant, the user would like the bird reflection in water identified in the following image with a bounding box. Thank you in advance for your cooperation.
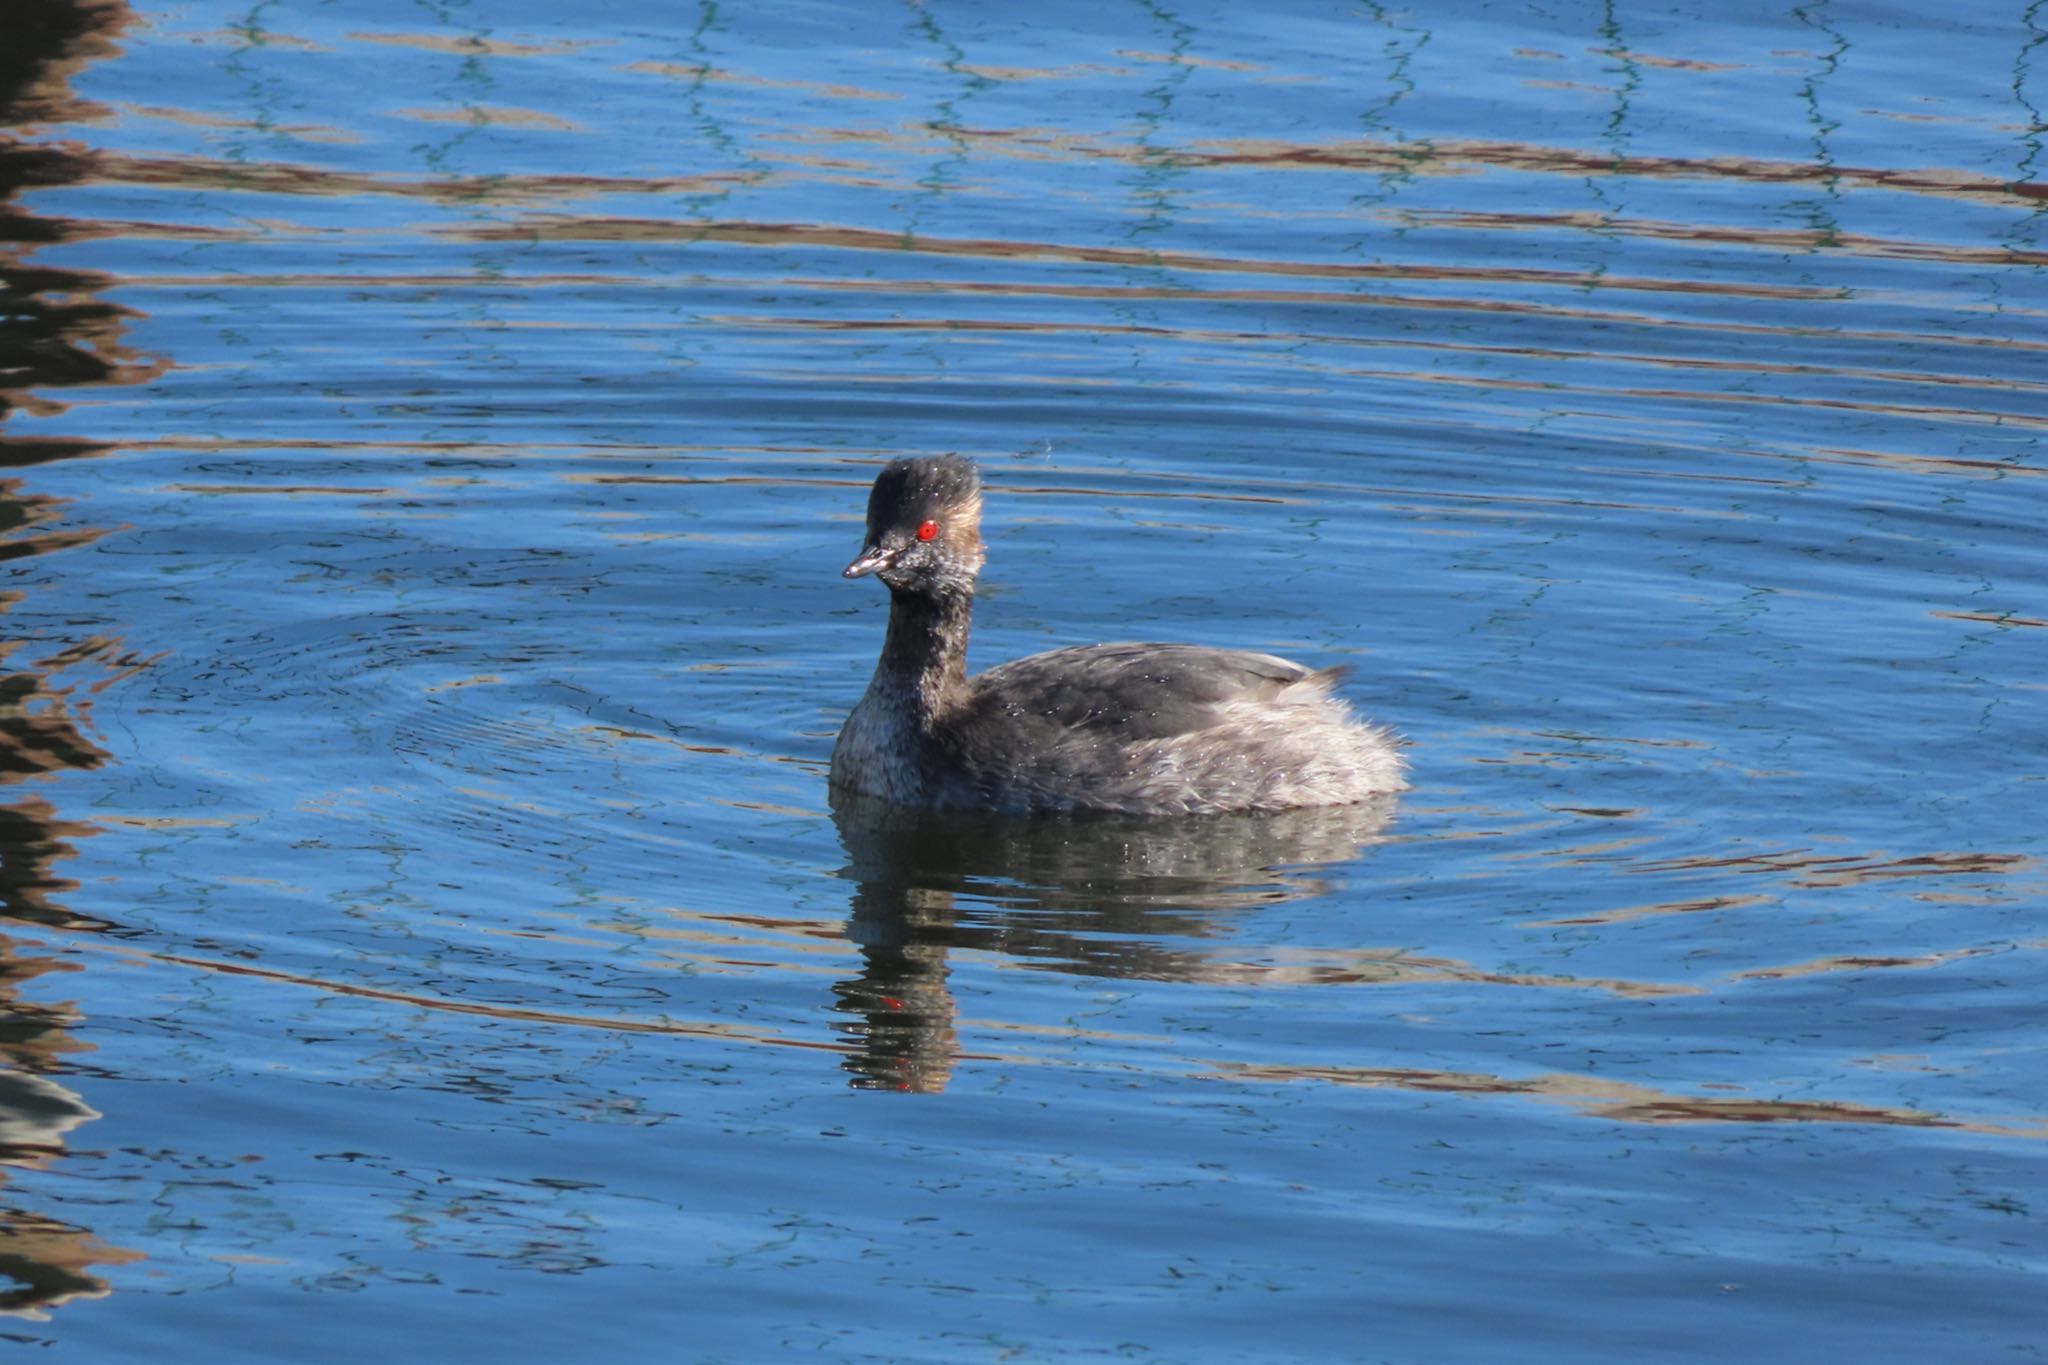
[828,791,1396,1092]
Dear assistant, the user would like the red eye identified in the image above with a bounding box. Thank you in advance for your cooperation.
[916,520,938,542]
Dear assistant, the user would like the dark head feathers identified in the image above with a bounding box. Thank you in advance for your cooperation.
[866,454,982,532]
[844,454,987,583]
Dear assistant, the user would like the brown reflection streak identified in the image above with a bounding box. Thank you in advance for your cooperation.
[589,908,848,966]
[1510,729,1704,749]
[623,61,899,101]
[166,484,399,496]
[1631,849,2032,888]
[74,944,996,1063]
[1118,134,2048,211]
[1603,51,1745,71]
[1402,208,2048,268]
[757,123,2048,209]
[1218,1063,2048,1138]
[577,722,820,770]
[73,149,749,202]
[1815,448,2048,481]
[1786,852,2033,888]
[1529,894,1772,927]
[1934,611,2048,629]
[453,216,1836,302]
[0,522,106,561]
[107,101,355,142]
[345,31,610,57]
[1735,941,2045,981]
[950,63,1127,82]
[391,105,586,132]
[1116,49,1263,70]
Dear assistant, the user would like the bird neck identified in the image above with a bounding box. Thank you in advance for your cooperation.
[877,582,973,721]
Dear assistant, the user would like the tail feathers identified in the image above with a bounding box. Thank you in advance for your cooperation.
[1295,664,1354,696]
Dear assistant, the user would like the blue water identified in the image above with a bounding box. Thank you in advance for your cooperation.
[2,1,2045,1359]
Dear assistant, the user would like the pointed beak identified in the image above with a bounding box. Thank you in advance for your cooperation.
[842,544,894,579]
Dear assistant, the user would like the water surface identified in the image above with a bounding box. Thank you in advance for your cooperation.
[2,1,2046,1359]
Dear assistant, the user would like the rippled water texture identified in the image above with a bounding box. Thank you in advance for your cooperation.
[3,1,2046,1359]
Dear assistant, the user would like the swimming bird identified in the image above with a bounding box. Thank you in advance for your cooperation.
[829,455,1405,814]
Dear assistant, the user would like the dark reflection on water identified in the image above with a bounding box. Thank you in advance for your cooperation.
[0,542,143,1303]
[0,0,151,1319]
[47,128,2048,216]
[829,791,1394,1091]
